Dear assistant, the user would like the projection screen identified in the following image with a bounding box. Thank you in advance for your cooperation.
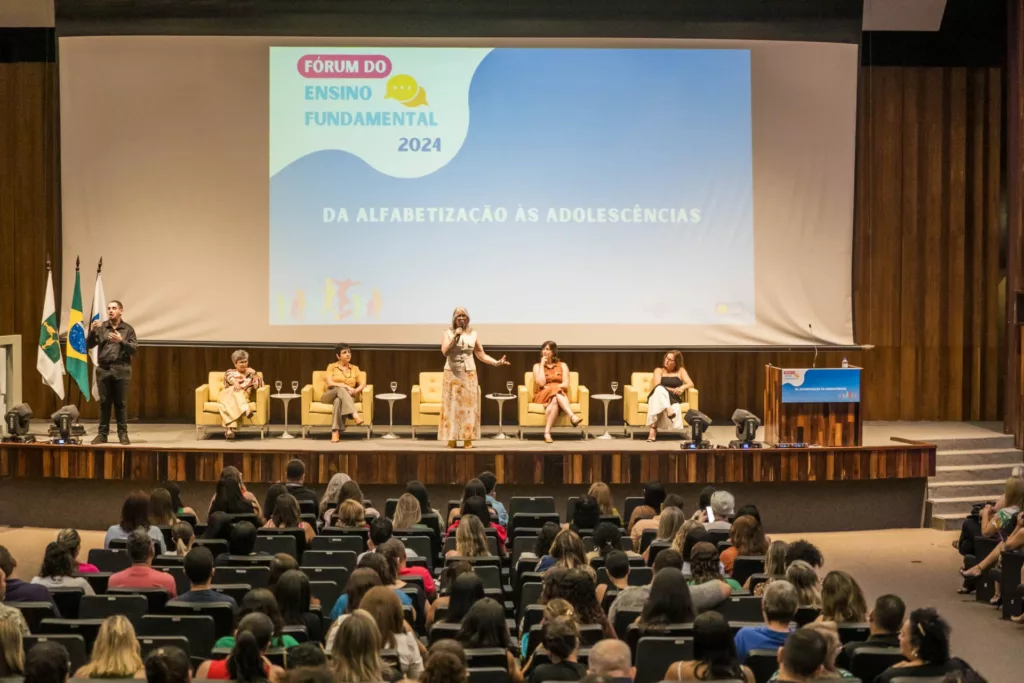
[59,37,857,347]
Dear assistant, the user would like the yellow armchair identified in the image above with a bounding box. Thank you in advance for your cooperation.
[623,372,699,438]
[411,371,480,438]
[195,371,270,439]
[300,371,373,438]
[517,370,589,439]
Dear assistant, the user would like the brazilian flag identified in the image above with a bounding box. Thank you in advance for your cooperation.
[66,266,91,400]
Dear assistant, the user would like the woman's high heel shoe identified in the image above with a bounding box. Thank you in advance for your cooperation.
[544,434,553,443]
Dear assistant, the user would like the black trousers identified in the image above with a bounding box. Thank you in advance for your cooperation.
[97,365,131,436]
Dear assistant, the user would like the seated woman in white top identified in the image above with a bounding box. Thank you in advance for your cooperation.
[358,586,425,678]
[646,350,694,442]
[31,542,95,595]
[104,490,167,554]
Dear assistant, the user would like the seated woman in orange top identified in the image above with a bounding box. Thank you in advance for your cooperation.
[321,343,365,443]
[532,341,582,443]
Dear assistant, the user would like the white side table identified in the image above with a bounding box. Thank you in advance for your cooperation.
[590,393,622,440]
[486,393,515,440]
[271,393,301,439]
[375,392,407,439]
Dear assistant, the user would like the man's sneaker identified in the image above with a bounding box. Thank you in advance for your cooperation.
[91,434,108,445]
[119,434,131,446]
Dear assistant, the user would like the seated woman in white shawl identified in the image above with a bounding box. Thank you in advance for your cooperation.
[646,350,694,442]
[218,349,263,439]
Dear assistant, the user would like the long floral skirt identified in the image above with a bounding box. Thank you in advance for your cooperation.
[438,369,480,441]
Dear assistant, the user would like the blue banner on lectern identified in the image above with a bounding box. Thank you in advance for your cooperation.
[781,368,860,403]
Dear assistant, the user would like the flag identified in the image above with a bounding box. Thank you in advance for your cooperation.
[66,263,91,400]
[88,266,106,399]
[37,265,65,399]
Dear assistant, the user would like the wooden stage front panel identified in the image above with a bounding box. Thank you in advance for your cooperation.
[0,442,935,486]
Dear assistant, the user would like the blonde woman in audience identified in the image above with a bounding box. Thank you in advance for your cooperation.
[447,514,490,558]
[588,482,622,523]
[73,615,145,679]
[785,560,821,609]
[750,540,789,594]
[820,570,868,623]
[32,542,95,595]
[263,492,315,544]
[149,488,178,527]
[643,507,686,563]
[335,499,368,529]
[979,476,1024,538]
[672,519,705,554]
[329,609,391,683]
[392,493,427,530]
[521,599,575,675]
[167,521,194,556]
[0,618,24,677]
[360,586,426,679]
[537,529,595,579]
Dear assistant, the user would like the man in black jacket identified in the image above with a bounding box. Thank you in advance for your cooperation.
[842,593,905,663]
[88,300,138,445]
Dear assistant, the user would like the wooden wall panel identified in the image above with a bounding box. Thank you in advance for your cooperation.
[0,64,1006,426]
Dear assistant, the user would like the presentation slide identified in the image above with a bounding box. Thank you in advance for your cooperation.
[58,37,857,347]
[269,47,753,328]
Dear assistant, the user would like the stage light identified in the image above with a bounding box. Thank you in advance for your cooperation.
[729,409,763,449]
[3,403,34,443]
[49,405,83,445]
[682,409,712,449]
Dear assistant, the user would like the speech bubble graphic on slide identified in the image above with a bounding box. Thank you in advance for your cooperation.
[384,74,428,107]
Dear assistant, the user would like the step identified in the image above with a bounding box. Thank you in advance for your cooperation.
[928,434,1016,451]
[930,512,969,531]
[927,480,1007,499]
[928,495,999,517]
[932,463,1023,483]
[935,448,1024,467]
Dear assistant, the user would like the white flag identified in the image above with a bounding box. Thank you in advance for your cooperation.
[89,270,106,399]
[37,268,66,399]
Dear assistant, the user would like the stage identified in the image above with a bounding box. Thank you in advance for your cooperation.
[0,419,940,486]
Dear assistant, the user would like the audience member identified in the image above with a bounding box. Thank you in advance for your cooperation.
[0,616,25,677]
[448,495,507,555]
[329,552,412,619]
[596,550,630,606]
[781,622,853,680]
[521,522,562,566]
[456,598,522,678]
[334,499,368,529]
[421,639,468,683]
[733,579,797,662]
[842,594,905,662]
[588,522,638,563]
[73,615,145,678]
[681,528,716,575]
[407,480,441,518]
[318,473,350,522]
[642,507,686,562]
[0,568,30,633]
[774,628,828,683]
[689,542,742,591]
[360,586,425,678]
[527,616,585,683]
[283,642,326,670]
[31,541,95,594]
[559,568,615,638]
[208,467,262,520]
[752,540,789,594]
[631,493,685,549]
[392,493,426,530]
[587,639,634,682]
[820,570,867,623]
[163,482,196,518]
[197,612,282,682]
[381,537,434,600]
[108,528,177,597]
[522,598,575,664]
[324,568,382,650]
[363,517,414,559]
[785,561,821,610]
[628,481,667,532]
[664,611,753,682]
[588,482,622,524]
[427,561,472,626]
[720,514,768,575]
[478,470,509,526]
[150,488,179,527]
[104,490,168,553]
[695,486,716,519]
[606,548,727,626]
[24,641,71,683]
[262,484,286,520]
[568,495,603,532]
[876,608,967,682]
[267,553,299,587]
[448,514,491,558]
[144,645,191,683]
[56,528,99,573]
[538,529,591,576]
[274,569,321,643]
[671,519,705,556]
[444,571,485,624]
[216,521,267,565]
[215,589,298,650]
[784,540,824,572]
[706,491,734,532]
[331,609,392,683]
[262,492,315,544]
[167,520,195,556]
[639,568,695,628]
[202,512,234,542]
[175,547,238,610]
[977,476,1024,540]
[447,478,492,526]
[283,458,320,510]
[338,479,379,517]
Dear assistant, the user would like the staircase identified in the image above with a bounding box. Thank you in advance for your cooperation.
[927,433,1024,530]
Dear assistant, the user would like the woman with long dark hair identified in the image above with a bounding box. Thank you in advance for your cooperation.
[104,490,167,553]
[272,569,321,644]
[455,598,521,678]
[263,492,315,544]
[197,613,282,682]
[209,467,262,520]
[664,611,753,682]
[360,586,425,678]
[407,480,439,517]
[640,568,695,627]
[447,479,490,525]
[444,571,486,624]
[149,488,178,527]
[214,589,300,650]
[261,484,288,522]
[162,482,196,518]
[144,646,191,683]
[32,542,94,594]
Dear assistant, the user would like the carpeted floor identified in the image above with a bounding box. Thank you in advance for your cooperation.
[0,526,1018,681]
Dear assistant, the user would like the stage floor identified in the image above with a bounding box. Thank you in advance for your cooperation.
[18,419,1002,452]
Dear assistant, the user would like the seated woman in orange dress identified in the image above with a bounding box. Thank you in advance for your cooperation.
[532,341,582,443]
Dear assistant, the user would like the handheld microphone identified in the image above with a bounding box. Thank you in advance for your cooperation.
[808,323,819,368]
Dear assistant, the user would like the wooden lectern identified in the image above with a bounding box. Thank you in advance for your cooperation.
[764,365,862,447]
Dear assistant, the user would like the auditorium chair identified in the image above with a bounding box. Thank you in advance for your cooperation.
[516,371,589,439]
[411,371,480,438]
[194,371,270,439]
[635,636,694,683]
[300,370,373,438]
[622,371,699,437]
[745,648,781,683]
[23,634,87,673]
